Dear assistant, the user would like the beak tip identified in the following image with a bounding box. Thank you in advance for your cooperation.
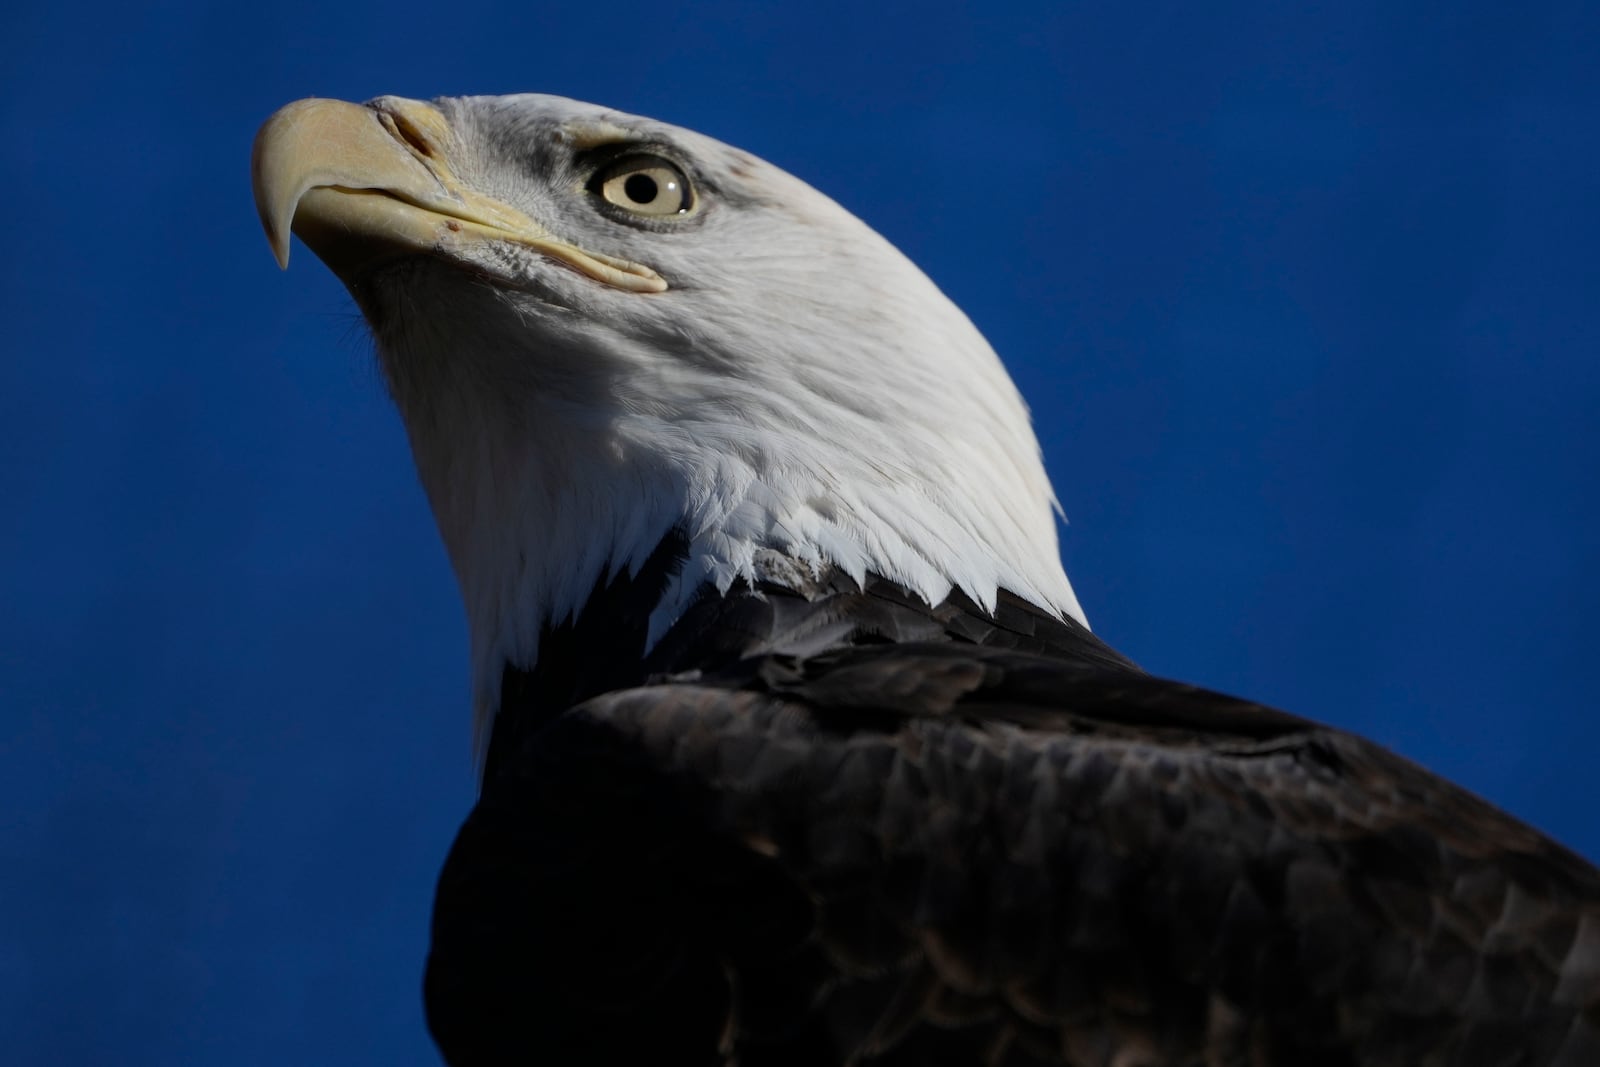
[255,198,292,269]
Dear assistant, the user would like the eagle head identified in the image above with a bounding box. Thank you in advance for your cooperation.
[252,94,1083,739]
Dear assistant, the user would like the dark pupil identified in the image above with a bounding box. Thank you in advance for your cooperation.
[624,173,660,204]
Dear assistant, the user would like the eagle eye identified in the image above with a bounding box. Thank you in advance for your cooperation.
[588,154,696,219]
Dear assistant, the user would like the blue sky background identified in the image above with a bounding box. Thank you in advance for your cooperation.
[4,2,1597,1064]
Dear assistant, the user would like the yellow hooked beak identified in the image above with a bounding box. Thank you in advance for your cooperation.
[250,96,667,292]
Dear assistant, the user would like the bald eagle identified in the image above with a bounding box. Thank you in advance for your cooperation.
[253,95,1599,1066]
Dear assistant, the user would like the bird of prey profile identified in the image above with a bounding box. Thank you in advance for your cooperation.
[252,94,1599,1066]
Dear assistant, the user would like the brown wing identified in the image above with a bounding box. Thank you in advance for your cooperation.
[425,643,1600,1067]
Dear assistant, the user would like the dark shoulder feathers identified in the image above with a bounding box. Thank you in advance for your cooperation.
[429,554,1600,1067]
